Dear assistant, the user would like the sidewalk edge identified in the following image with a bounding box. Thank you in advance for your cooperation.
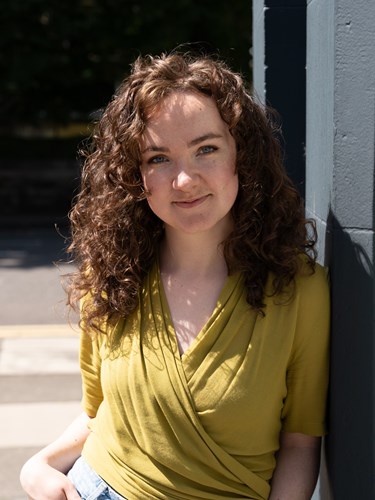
[0,324,79,338]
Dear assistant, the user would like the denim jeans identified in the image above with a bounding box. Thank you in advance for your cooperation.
[67,456,127,500]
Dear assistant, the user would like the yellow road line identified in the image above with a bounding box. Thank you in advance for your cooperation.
[0,324,79,338]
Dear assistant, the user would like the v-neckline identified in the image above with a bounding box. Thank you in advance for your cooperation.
[155,260,241,360]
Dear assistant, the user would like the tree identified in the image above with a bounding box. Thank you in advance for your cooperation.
[0,0,252,131]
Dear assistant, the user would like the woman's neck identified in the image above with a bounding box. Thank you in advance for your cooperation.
[159,230,229,279]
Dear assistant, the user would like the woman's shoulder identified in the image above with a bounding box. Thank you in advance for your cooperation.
[295,256,329,286]
[294,256,330,308]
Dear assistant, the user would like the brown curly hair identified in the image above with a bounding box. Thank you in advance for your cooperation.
[67,51,316,331]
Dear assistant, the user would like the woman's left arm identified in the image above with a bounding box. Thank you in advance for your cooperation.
[269,432,321,500]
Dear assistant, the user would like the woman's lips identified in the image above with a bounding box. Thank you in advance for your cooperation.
[173,195,210,208]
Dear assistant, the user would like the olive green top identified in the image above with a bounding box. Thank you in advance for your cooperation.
[80,260,330,499]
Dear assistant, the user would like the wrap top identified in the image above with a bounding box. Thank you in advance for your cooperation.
[80,260,330,499]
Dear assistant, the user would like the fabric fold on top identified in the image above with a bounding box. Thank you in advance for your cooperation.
[152,265,270,499]
[80,260,330,499]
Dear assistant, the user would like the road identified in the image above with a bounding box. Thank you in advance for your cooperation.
[0,228,81,499]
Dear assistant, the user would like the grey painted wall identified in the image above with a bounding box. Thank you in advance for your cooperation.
[305,0,334,260]
[305,1,335,497]
[307,0,375,497]
[252,0,265,103]
[254,0,375,498]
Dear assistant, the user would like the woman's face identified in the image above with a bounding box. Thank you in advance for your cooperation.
[140,91,238,239]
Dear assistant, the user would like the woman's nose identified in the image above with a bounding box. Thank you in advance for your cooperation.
[172,161,199,190]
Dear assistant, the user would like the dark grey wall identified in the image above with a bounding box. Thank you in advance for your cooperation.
[252,0,307,196]
[254,0,375,498]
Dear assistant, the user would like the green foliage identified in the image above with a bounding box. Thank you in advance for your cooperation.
[0,0,252,129]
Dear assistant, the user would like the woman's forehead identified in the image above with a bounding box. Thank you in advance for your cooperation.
[144,91,217,122]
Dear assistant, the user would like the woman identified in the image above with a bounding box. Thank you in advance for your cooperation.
[20,52,330,500]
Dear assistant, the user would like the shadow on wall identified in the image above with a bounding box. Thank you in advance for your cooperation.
[321,211,374,499]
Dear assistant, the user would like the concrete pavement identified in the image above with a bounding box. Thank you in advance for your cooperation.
[0,228,81,499]
[0,227,75,325]
[0,326,82,499]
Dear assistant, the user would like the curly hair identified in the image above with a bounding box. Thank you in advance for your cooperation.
[67,51,316,331]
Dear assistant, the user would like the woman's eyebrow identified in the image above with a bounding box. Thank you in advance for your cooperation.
[141,133,223,154]
[188,133,223,147]
[141,145,169,154]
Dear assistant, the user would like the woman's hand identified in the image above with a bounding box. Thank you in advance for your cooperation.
[20,412,92,499]
[20,458,81,500]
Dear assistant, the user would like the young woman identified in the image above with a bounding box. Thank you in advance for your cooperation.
[20,52,330,500]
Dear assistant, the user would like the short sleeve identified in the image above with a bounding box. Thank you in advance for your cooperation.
[79,299,105,417]
[281,264,330,436]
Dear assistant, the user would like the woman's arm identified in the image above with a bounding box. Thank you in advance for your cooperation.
[20,411,92,500]
[269,432,321,500]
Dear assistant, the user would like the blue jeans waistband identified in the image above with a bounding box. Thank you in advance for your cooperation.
[67,456,127,500]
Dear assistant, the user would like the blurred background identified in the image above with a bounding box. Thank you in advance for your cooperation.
[0,3,252,497]
[0,0,252,230]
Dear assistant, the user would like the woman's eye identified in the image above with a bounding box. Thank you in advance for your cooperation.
[148,155,168,165]
[199,145,217,155]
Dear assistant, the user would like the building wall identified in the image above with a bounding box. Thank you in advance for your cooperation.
[252,0,306,195]
[305,0,334,259]
[253,0,375,498]
[307,0,375,497]
[305,1,335,497]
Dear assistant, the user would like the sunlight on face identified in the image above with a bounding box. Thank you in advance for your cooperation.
[140,92,238,238]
